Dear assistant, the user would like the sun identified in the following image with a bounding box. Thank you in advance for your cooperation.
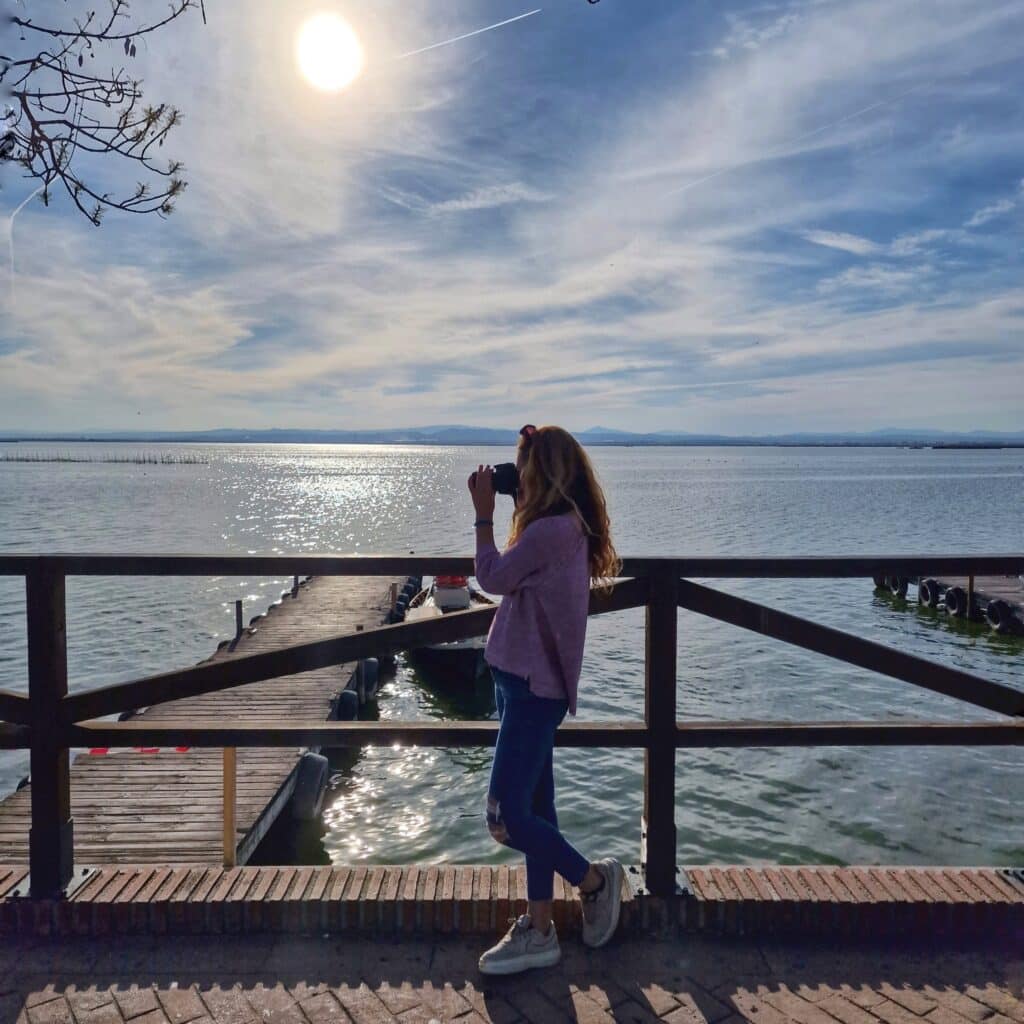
[296,13,365,92]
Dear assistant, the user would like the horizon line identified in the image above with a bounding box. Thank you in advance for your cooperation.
[2,425,1024,442]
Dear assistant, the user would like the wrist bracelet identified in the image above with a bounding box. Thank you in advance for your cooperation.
[474,519,494,528]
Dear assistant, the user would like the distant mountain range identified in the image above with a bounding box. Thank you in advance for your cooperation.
[2,426,1024,447]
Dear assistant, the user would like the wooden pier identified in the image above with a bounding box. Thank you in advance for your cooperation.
[874,572,1024,632]
[0,574,399,867]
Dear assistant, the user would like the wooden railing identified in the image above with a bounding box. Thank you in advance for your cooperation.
[1,554,1022,900]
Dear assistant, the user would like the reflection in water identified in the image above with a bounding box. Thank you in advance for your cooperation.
[0,442,1021,868]
[410,668,497,722]
[321,656,497,864]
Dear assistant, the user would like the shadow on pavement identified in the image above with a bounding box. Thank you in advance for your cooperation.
[1,931,1020,1022]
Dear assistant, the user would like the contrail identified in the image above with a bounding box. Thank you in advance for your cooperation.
[784,85,922,149]
[664,84,922,198]
[398,9,542,59]
[6,184,44,312]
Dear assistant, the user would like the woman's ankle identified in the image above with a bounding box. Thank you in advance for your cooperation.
[579,864,604,894]
[528,901,554,934]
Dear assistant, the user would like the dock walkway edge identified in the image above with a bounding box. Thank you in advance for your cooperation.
[0,863,1020,939]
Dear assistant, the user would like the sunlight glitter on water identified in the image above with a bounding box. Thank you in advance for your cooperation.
[0,442,1021,868]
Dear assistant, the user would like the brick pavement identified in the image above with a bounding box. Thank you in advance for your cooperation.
[1,931,1020,1023]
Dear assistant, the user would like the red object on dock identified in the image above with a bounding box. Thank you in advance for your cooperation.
[435,575,468,588]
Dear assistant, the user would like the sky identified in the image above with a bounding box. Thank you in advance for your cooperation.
[3,0,1023,434]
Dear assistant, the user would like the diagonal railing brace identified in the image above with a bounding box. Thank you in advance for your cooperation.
[677,579,1024,718]
[0,689,30,726]
[60,577,649,725]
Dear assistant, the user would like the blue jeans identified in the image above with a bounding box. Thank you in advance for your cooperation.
[486,667,590,901]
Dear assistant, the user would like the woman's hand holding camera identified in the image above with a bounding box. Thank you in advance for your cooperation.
[468,465,496,520]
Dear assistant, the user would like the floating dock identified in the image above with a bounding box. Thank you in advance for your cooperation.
[874,573,1024,633]
[0,575,399,866]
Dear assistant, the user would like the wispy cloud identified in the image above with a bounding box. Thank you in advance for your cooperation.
[430,183,553,214]
[963,177,1024,227]
[816,263,930,295]
[802,230,880,255]
[709,1,840,59]
[4,0,1024,432]
[889,229,957,256]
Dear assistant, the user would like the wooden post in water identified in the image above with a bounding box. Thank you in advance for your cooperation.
[223,747,237,868]
[643,566,677,899]
[234,599,243,642]
[968,574,975,618]
[26,566,74,898]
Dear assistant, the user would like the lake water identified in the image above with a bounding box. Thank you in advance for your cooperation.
[0,442,1021,869]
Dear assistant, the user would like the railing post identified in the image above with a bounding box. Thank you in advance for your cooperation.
[26,566,74,898]
[643,566,677,899]
[223,747,237,868]
[234,599,243,642]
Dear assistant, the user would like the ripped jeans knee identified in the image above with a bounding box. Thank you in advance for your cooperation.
[486,795,509,845]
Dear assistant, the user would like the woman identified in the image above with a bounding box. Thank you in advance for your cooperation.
[468,424,623,976]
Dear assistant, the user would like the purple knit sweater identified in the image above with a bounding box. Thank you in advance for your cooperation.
[474,513,590,714]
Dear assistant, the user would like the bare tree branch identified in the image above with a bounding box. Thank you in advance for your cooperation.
[2,0,202,225]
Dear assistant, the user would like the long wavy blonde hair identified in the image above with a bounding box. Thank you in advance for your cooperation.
[509,426,621,585]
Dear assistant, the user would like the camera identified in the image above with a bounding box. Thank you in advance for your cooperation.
[471,462,519,498]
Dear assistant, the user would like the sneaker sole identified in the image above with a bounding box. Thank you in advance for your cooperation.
[478,947,562,976]
[584,860,624,949]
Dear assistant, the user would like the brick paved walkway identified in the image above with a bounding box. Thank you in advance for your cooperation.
[2,932,1021,1023]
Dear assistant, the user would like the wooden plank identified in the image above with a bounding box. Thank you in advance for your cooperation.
[0,867,27,899]
[0,723,29,750]
[3,552,1021,578]
[0,576,399,867]
[0,691,29,727]
[223,748,236,868]
[673,721,1024,747]
[70,720,650,748]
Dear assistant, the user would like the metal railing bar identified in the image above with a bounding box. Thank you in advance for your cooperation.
[54,718,1024,749]
[678,580,1024,718]
[59,578,649,725]
[0,690,30,726]
[0,553,1022,577]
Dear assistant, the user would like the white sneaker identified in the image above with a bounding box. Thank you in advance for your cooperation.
[478,914,561,976]
[580,858,624,948]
